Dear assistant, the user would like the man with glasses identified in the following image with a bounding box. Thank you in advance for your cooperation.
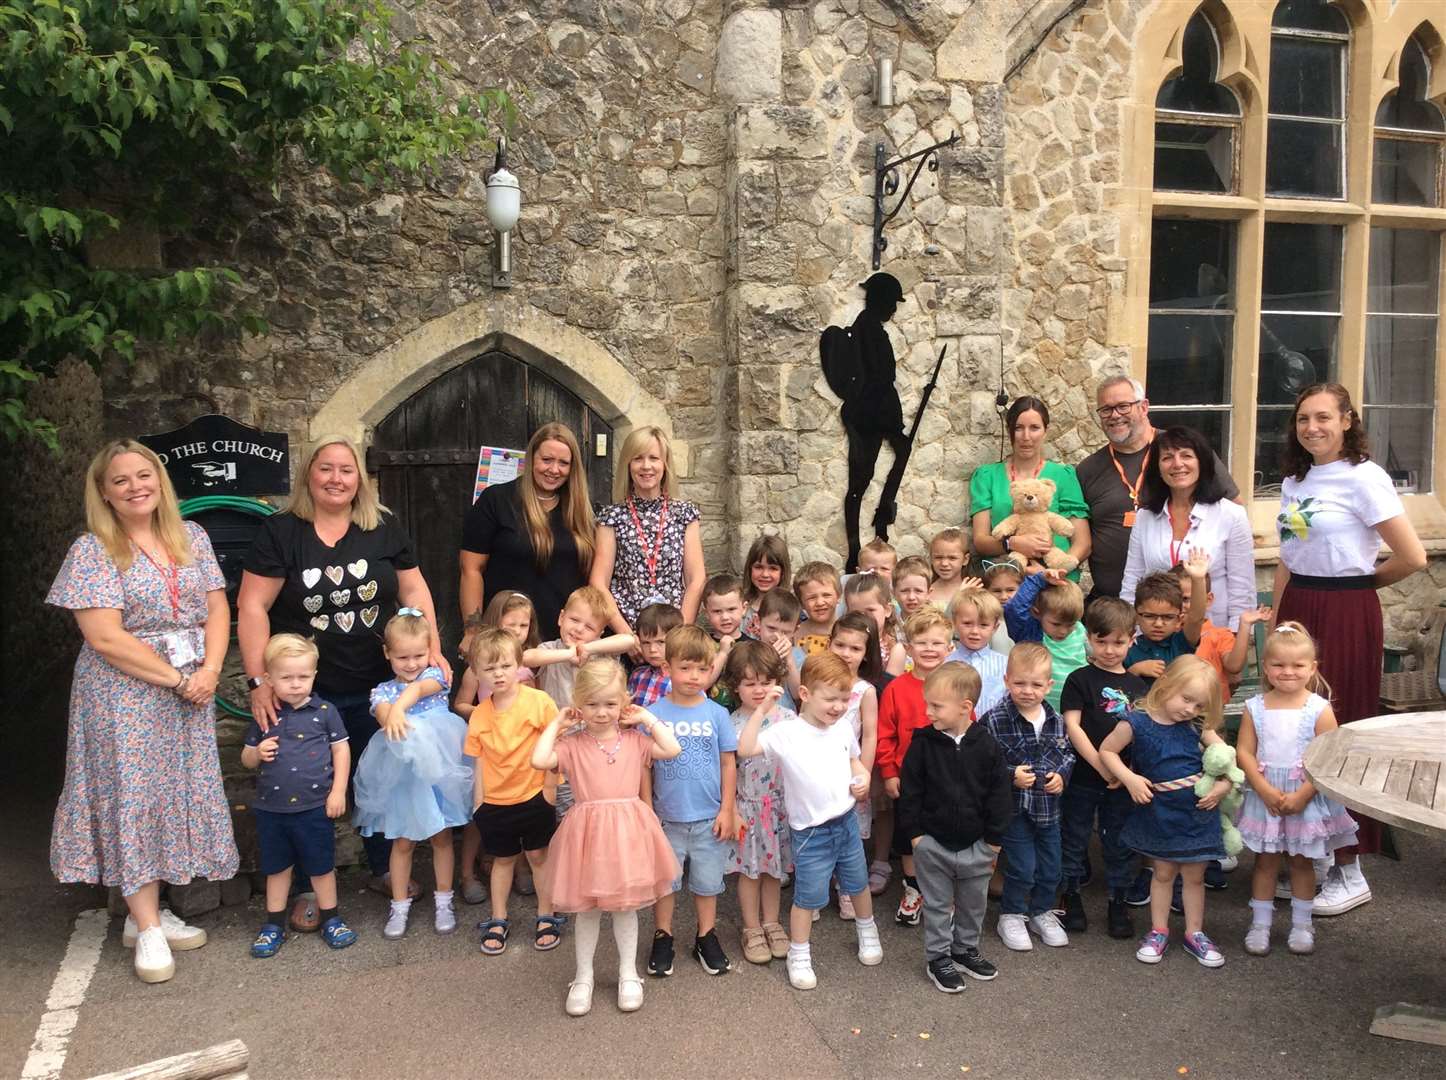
[1076,377,1237,603]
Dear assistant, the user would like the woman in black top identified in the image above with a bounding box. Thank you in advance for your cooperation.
[459,422,597,645]
[238,436,447,895]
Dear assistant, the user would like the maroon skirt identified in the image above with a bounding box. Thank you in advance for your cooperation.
[1276,575,1382,855]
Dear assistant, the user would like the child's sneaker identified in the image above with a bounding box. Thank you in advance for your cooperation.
[1244,924,1271,956]
[1135,928,1169,964]
[951,945,998,980]
[434,894,457,935]
[1183,930,1225,968]
[693,929,731,975]
[856,920,883,966]
[786,950,817,990]
[762,921,790,959]
[1203,860,1228,890]
[1124,867,1153,906]
[740,926,771,965]
[926,957,966,993]
[1218,854,1238,872]
[320,916,357,950]
[647,930,674,977]
[996,913,1032,951]
[134,925,175,982]
[1287,924,1315,955]
[1107,897,1134,939]
[383,901,411,940]
[895,882,922,926]
[868,859,892,895]
[250,923,286,960]
[1027,911,1069,947]
[837,891,856,920]
[1060,890,1087,932]
[617,977,644,1013]
[565,980,593,1017]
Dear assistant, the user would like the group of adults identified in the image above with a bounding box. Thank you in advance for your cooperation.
[46,368,1426,982]
[972,375,1427,903]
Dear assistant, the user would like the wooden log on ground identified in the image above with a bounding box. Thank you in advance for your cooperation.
[85,1039,248,1080]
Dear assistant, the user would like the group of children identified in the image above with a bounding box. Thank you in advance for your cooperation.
[240,527,1360,1012]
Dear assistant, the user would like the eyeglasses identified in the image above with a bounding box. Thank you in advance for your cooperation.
[1137,611,1180,623]
[1096,401,1141,418]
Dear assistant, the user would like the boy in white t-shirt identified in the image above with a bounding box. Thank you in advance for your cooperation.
[737,652,882,990]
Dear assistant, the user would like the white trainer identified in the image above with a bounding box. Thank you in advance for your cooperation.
[1287,925,1316,955]
[383,903,411,940]
[1244,924,1271,956]
[434,895,457,935]
[787,952,818,990]
[1027,911,1069,947]
[1313,866,1371,916]
[996,913,1033,951]
[856,921,883,966]
[133,926,175,984]
[123,909,207,951]
[617,977,644,1013]
[565,980,593,1017]
[1217,854,1238,872]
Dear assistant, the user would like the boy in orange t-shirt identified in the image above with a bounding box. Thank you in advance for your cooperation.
[1171,563,1269,696]
[465,628,563,955]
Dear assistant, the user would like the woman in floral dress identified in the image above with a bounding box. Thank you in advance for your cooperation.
[48,440,237,984]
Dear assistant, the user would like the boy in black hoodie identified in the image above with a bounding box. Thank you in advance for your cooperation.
[897,662,1014,994]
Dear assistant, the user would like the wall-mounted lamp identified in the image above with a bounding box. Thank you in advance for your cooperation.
[875,57,894,107]
[484,135,521,289]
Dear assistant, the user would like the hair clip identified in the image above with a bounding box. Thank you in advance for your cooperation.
[979,558,1015,571]
[1272,624,1301,634]
[397,607,424,618]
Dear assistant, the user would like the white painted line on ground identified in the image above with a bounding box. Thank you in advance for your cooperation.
[21,908,109,1080]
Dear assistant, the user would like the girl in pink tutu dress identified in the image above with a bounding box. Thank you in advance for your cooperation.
[531,657,681,1018]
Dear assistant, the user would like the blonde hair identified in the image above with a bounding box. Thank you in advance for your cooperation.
[481,589,540,650]
[893,555,933,587]
[1260,621,1332,698]
[1143,655,1223,733]
[613,425,679,502]
[383,610,431,649]
[800,651,854,692]
[1035,578,1085,624]
[288,435,387,531]
[930,527,966,552]
[793,560,841,595]
[950,587,1003,626]
[572,656,628,704]
[520,423,596,573]
[904,607,952,641]
[1006,641,1052,677]
[664,623,717,666]
[563,584,615,626]
[263,632,319,670]
[468,626,524,669]
[83,440,193,571]
[924,661,982,708]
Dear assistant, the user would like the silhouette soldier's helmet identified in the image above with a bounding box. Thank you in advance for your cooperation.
[859,272,905,303]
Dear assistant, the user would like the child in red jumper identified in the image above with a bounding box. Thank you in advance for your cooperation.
[876,608,955,925]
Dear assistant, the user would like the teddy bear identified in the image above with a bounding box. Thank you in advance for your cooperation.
[1194,742,1247,856]
[990,477,1078,573]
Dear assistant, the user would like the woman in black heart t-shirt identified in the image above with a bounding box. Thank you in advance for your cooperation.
[238,436,449,899]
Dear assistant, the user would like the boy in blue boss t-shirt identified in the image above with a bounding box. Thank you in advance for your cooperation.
[648,625,739,979]
[242,634,356,958]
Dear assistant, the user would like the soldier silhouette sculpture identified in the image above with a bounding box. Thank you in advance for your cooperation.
[821,273,946,571]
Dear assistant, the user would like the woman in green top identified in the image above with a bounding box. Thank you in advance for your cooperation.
[969,395,1092,581]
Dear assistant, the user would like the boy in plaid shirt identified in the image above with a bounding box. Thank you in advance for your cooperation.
[983,642,1076,953]
[629,602,683,706]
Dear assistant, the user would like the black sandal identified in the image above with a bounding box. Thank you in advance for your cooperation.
[478,918,509,955]
[534,914,565,951]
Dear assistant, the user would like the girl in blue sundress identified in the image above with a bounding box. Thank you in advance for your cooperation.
[353,610,472,940]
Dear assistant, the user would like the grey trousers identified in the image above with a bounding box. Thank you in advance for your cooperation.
[913,835,996,961]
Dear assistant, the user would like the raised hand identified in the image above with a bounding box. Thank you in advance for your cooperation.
[1183,547,1213,579]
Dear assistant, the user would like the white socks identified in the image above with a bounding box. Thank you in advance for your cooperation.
[855,915,877,934]
[1290,897,1313,927]
[574,910,602,985]
[434,890,453,906]
[1249,898,1274,926]
[788,941,811,963]
[389,898,412,916]
[612,910,640,981]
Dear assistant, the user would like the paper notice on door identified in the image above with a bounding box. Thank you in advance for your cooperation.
[473,446,526,502]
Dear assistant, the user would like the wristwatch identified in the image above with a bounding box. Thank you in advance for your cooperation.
[246,676,266,691]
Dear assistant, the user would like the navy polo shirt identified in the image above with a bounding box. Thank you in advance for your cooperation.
[245,696,349,813]
[1125,631,1194,682]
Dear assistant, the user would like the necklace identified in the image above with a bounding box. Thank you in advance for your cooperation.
[590,727,623,764]
[1006,455,1043,482]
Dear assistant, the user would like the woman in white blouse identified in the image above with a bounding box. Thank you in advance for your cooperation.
[1273,384,1426,917]
[1120,426,1254,630]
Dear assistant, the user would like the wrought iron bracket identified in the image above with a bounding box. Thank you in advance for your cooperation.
[871,132,960,270]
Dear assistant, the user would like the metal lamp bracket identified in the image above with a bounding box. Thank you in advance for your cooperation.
[871,132,960,270]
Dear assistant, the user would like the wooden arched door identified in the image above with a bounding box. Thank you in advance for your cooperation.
[366,349,614,653]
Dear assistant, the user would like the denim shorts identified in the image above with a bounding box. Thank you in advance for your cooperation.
[791,807,869,910]
[255,806,335,878]
[661,818,727,897]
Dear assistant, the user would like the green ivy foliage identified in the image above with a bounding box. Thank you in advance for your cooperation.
[1,0,513,446]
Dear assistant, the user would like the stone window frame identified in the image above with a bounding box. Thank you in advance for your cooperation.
[1126,0,1446,549]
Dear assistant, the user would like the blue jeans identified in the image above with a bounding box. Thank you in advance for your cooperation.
[1000,812,1062,917]
[790,808,869,910]
[327,689,392,878]
[1059,783,1134,893]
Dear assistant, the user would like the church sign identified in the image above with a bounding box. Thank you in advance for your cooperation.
[140,414,290,497]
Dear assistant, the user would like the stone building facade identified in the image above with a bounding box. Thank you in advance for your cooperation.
[10,1,1445,707]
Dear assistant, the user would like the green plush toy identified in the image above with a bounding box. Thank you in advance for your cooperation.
[1194,742,1246,856]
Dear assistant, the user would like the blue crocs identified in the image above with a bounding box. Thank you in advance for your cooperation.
[251,923,286,959]
[320,916,357,950]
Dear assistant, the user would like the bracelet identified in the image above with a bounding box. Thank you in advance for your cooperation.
[173,669,186,688]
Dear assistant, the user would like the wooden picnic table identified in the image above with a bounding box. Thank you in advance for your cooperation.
[1303,712,1446,1047]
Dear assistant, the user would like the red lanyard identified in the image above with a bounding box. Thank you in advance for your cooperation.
[1006,457,1044,483]
[137,544,181,620]
[1166,502,1191,567]
[627,495,668,588]
[1109,439,1151,526]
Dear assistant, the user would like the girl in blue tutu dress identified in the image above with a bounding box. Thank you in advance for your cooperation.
[1099,655,1234,969]
[353,610,472,940]
[1236,622,1357,957]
